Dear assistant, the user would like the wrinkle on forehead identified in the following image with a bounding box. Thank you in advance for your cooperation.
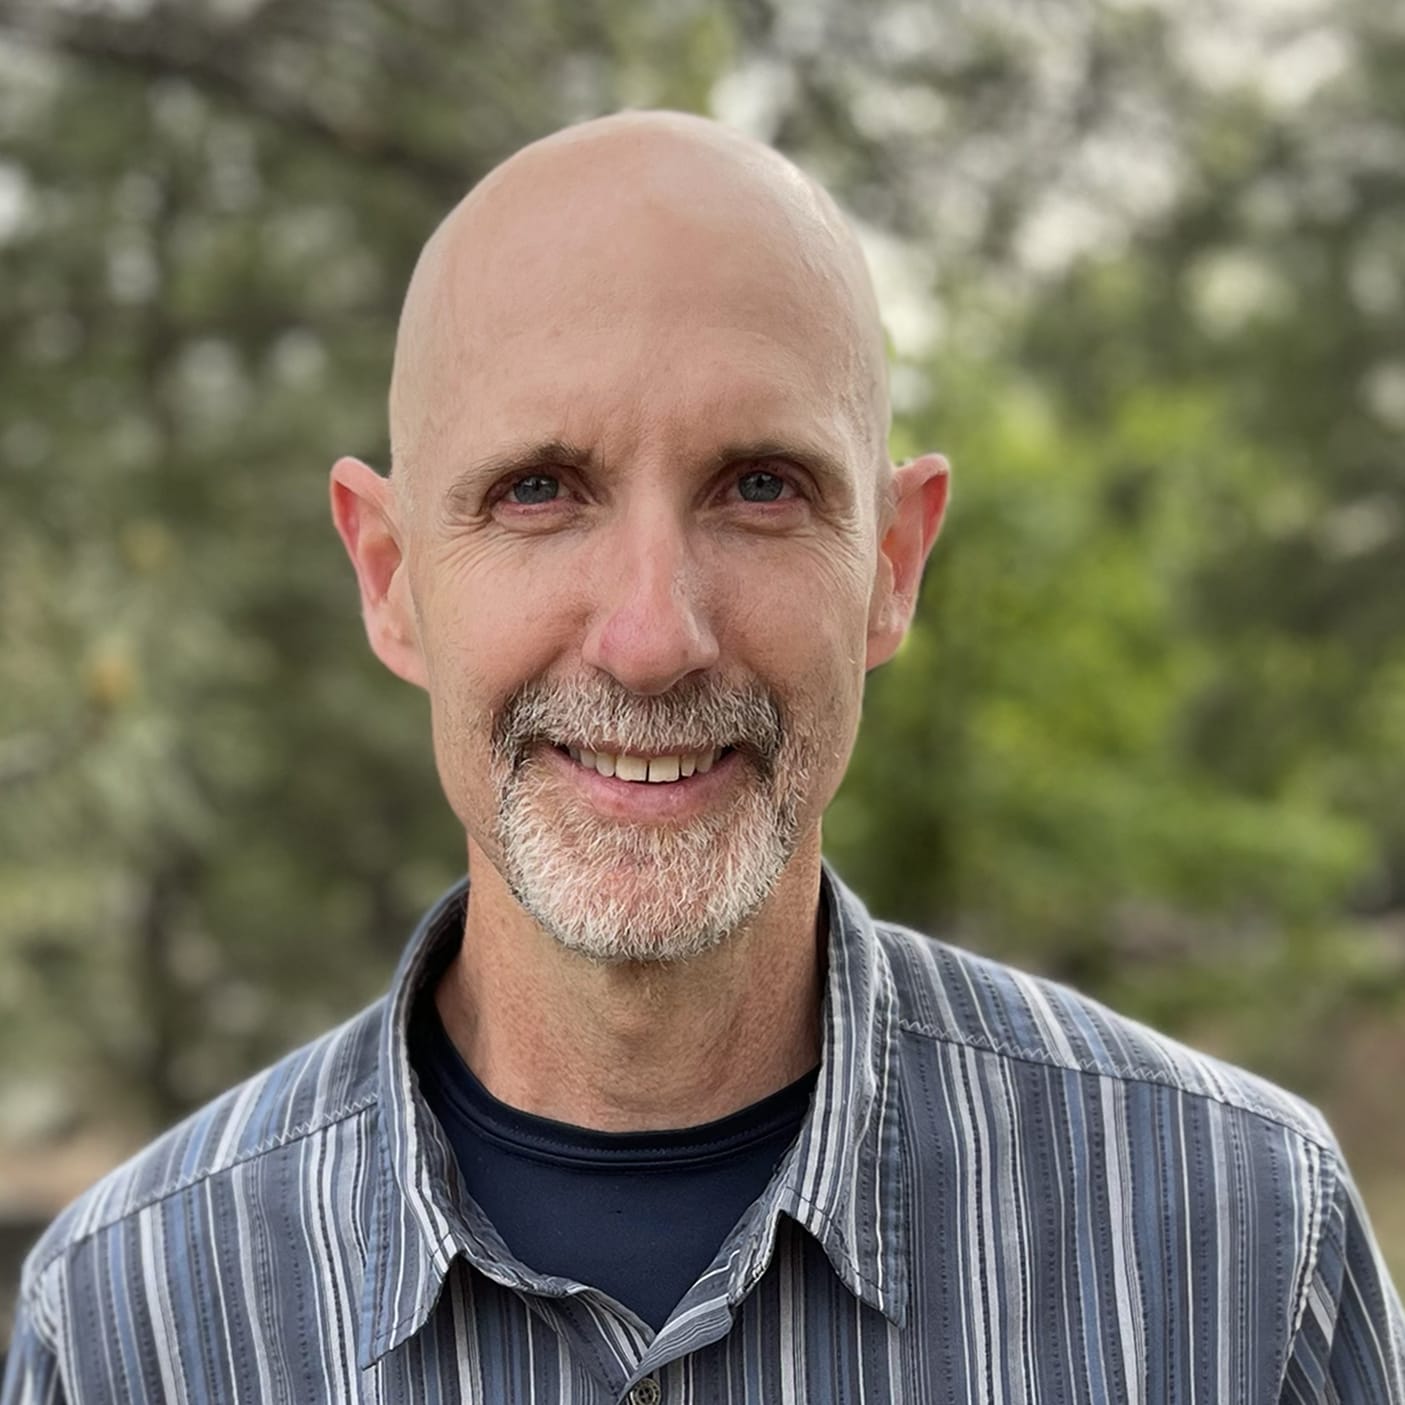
[388,111,890,515]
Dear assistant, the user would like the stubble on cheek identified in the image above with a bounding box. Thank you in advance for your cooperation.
[426,680,516,869]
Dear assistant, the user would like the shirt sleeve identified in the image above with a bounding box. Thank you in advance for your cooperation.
[1279,1148,1405,1403]
[1,1294,67,1405]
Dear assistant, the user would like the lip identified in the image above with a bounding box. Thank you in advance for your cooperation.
[539,743,743,823]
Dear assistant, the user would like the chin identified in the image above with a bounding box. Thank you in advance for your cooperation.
[500,797,796,966]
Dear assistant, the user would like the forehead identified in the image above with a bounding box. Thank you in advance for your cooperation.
[407,170,874,480]
[469,327,844,465]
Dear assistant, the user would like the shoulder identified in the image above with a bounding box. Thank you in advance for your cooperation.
[875,919,1331,1147]
[18,998,386,1300]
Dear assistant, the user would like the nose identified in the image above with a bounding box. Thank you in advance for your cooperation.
[580,509,720,695]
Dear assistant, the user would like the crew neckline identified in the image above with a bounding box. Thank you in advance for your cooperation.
[412,995,820,1171]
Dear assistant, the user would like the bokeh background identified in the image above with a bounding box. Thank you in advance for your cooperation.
[1,0,1402,1347]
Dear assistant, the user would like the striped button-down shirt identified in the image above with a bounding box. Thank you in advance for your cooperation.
[5,870,1403,1403]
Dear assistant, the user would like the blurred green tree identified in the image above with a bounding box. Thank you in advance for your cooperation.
[0,0,1399,1225]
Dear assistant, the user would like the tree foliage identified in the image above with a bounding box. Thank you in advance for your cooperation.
[0,0,1400,1258]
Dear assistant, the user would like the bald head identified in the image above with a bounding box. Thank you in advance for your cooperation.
[331,112,950,921]
[387,111,890,509]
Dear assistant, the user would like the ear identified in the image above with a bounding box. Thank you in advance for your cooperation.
[866,453,950,670]
[329,456,428,689]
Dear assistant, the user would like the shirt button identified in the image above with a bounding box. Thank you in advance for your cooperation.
[628,1380,662,1405]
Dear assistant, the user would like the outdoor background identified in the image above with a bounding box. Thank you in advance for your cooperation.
[1,0,1402,1345]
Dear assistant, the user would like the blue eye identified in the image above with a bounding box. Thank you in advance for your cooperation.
[509,474,560,505]
[737,470,786,503]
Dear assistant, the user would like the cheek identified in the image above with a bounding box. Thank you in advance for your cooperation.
[718,535,873,671]
[715,542,871,770]
[411,550,586,816]
[415,543,585,699]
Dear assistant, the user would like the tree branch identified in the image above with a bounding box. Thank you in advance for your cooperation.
[0,0,470,196]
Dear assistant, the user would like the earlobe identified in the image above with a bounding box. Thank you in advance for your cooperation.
[865,453,950,671]
[329,456,428,689]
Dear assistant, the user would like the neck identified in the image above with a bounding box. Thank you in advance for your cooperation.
[434,838,826,1132]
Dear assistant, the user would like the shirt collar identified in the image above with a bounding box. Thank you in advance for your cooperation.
[359,877,495,1368]
[357,864,911,1366]
[730,870,912,1326]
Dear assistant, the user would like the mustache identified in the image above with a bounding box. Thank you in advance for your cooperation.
[491,674,785,780]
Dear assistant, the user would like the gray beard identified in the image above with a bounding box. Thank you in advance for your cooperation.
[489,675,808,964]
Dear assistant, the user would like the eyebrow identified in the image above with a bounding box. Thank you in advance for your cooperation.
[703,438,853,497]
[442,438,596,517]
[440,433,854,516]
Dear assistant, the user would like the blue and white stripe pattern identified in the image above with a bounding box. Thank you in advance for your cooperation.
[4,870,1403,1402]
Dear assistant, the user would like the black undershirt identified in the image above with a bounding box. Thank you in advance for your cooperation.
[410,994,817,1332]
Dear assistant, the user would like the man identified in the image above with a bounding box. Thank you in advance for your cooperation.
[4,110,1402,1404]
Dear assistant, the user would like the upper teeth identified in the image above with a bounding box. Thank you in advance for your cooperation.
[565,746,722,782]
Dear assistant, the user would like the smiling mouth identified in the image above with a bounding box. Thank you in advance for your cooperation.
[552,743,732,783]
